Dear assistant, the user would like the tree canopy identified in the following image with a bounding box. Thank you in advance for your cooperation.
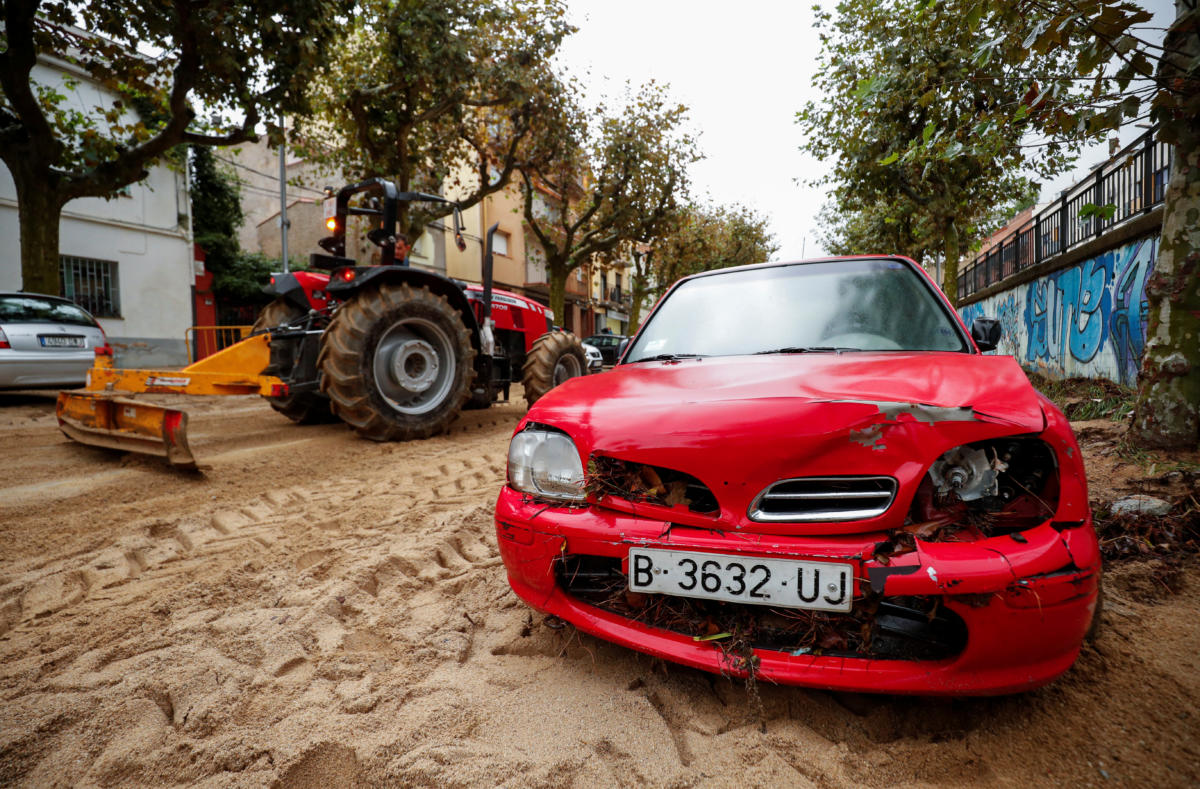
[627,202,777,327]
[0,0,348,294]
[519,81,698,324]
[294,0,573,245]
[797,0,1081,300]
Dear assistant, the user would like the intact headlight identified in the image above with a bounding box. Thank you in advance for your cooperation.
[507,428,586,502]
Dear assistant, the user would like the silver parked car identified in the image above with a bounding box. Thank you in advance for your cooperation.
[0,292,108,389]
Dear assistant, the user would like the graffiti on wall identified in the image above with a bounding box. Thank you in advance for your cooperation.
[959,235,1157,386]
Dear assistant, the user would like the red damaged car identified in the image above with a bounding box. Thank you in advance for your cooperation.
[495,256,1100,695]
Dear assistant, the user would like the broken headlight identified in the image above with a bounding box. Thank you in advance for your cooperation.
[507,426,586,502]
[912,438,1060,536]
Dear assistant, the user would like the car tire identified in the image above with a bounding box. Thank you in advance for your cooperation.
[318,284,475,441]
[252,299,335,424]
[522,331,587,407]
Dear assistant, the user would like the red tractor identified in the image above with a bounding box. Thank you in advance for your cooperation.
[56,178,588,467]
[256,178,588,439]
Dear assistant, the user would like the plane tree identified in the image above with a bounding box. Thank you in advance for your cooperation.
[294,0,572,245]
[627,202,777,327]
[519,81,698,325]
[0,0,346,294]
[797,0,1082,302]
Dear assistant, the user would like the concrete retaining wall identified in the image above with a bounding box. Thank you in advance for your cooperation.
[959,234,1158,387]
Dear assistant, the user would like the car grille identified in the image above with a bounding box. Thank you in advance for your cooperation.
[748,476,897,523]
[555,554,966,661]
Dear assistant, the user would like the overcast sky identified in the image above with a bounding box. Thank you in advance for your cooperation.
[556,0,1176,261]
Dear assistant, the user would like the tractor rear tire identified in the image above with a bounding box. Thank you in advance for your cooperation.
[252,299,335,424]
[523,331,587,407]
[317,284,476,441]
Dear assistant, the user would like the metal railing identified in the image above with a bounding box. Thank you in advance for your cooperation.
[960,129,1171,299]
[186,325,253,363]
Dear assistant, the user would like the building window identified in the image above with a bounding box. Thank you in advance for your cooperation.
[492,231,510,256]
[60,256,121,318]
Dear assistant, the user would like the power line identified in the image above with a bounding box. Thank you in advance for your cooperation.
[211,153,328,196]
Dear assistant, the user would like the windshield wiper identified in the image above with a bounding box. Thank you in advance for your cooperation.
[754,346,861,355]
[628,353,707,364]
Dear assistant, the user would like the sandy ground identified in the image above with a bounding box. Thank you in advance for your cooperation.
[1,388,1198,788]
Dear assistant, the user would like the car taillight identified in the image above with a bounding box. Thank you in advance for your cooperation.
[95,344,113,356]
[0,328,9,349]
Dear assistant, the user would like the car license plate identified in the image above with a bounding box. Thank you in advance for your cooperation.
[39,335,84,348]
[628,547,854,612]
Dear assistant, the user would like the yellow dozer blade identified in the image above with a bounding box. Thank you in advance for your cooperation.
[56,392,197,470]
[56,332,287,469]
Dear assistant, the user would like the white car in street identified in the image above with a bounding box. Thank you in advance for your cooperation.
[581,342,604,374]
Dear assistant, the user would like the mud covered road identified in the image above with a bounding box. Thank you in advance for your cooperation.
[1,390,1198,787]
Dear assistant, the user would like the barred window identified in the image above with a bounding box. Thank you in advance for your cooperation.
[60,256,121,318]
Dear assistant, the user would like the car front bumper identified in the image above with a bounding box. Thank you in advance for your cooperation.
[495,486,1100,696]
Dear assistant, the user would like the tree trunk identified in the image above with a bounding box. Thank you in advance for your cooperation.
[13,168,66,295]
[942,219,960,303]
[547,262,568,330]
[1130,143,1200,449]
[1129,1,1200,451]
[628,278,648,329]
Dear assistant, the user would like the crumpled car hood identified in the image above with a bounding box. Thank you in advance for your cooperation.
[529,352,1047,535]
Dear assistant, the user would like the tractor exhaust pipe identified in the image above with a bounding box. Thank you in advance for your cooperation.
[482,222,499,321]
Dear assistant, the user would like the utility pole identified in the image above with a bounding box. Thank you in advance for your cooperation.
[278,113,290,273]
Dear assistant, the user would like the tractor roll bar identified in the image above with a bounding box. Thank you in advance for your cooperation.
[318,178,467,265]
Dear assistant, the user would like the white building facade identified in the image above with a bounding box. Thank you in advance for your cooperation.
[0,57,195,367]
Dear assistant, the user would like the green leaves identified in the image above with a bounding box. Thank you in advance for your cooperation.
[639,203,778,300]
[295,0,573,241]
[797,0,1085,301]
[519,80,698,320]
[1079,202,1118,221]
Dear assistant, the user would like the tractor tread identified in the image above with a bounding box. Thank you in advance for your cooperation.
[522,330,587,407]
[319,284,475,441]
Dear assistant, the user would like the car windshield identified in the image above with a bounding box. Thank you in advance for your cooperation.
[0,295,98,327]
[626,259,968,362]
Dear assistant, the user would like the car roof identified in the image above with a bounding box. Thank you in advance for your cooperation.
[0,291,76,301]
[677,255,922,284]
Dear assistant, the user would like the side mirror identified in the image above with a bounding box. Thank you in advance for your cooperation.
[971,317,1002,352]
[617,338,630,361]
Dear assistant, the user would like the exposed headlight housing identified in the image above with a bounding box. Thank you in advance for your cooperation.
[507,427,586,502]
[911,437,1060,535]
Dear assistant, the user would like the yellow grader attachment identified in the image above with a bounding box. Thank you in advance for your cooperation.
[55,333,287,469]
